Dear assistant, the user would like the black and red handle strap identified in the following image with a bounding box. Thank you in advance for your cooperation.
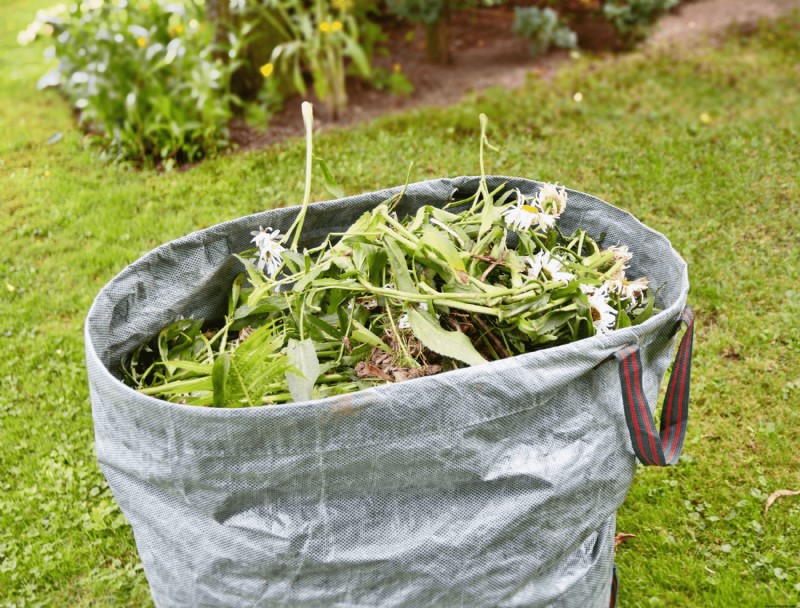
[613,306,695,467]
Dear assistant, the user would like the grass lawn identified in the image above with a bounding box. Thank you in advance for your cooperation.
[2,0,800,604]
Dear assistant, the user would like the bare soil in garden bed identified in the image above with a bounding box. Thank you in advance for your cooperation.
[230,0,800,151]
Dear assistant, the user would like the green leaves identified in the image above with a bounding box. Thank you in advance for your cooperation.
[126,116,657,407]
[407,307,487,366]
[285,338,321,403]
[26,0,238,162]
[316,156,344,199]
[384,237,416,293]
[419,225,469,285]
[212,353,231,408]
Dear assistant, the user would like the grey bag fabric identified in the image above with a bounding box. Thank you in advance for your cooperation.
[86,177,690,608]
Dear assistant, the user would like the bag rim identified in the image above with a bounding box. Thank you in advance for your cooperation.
[85,176,690,417]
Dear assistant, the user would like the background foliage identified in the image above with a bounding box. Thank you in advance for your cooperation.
[18,0,687,163]
[21,0,243,164]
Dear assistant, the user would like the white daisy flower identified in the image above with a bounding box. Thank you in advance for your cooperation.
[229,0,246,12]
[604,278,625,297]
[250,226,285,277]
[525,251,574,285]
[606,245,633,264]
[588,286,618,334]
[604,245,633,277]
[607,277,649,306]
[535,183,568,216]
[535,211,559,232]
[503,189,541,232]
[601,245,633,282]
[624,278,649,304]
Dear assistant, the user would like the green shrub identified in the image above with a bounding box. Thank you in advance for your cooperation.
[211,0,381,119]
[512,7,577,56]
[257,0,371,120]
[602,0,682,44]
[21,0,242,164]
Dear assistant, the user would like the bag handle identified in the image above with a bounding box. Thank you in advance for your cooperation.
[613,306,694,466]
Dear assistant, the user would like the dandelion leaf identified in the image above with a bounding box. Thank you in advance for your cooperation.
[408,308,486,367]
[285,338,321,403]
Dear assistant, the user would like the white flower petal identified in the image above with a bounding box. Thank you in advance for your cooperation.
[536,183,568,216]
[588,288,617,334]
[250,226,285,277]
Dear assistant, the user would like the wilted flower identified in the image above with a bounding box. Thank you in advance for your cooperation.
[526,250,574,285]
[605,245,632,265]
[587,286,617,334]
[535,182,567,217]
[603,245,633,281]
[607,277,649,306]
[506,184,567,232]
[397,313,410,329]
[251,226,285,277]
[504,190,541,232]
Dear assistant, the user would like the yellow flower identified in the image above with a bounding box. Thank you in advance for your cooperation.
[168,23,184,37]
[260,63,273,78]
[136,36,147,47]
[700,112,712,124]
[392,63,402,73]
[331,20,343,32]
[332,0,353,9]
[319,21,331,33]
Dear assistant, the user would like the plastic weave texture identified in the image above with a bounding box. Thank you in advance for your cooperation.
[85,176,690,608]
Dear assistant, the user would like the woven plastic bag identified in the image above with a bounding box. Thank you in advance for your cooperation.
[85,176,693,607]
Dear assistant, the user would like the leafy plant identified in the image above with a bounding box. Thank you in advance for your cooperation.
[21,0,245,164]
[371,63,414,97]
[124,107,656,407]
[603,0,682,44]
[252,0,371,119]
[512,7,578,56]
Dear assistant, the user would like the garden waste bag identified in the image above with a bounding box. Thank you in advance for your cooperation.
[85,176,694,608]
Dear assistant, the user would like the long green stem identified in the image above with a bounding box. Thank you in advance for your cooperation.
[287,102,314,250]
